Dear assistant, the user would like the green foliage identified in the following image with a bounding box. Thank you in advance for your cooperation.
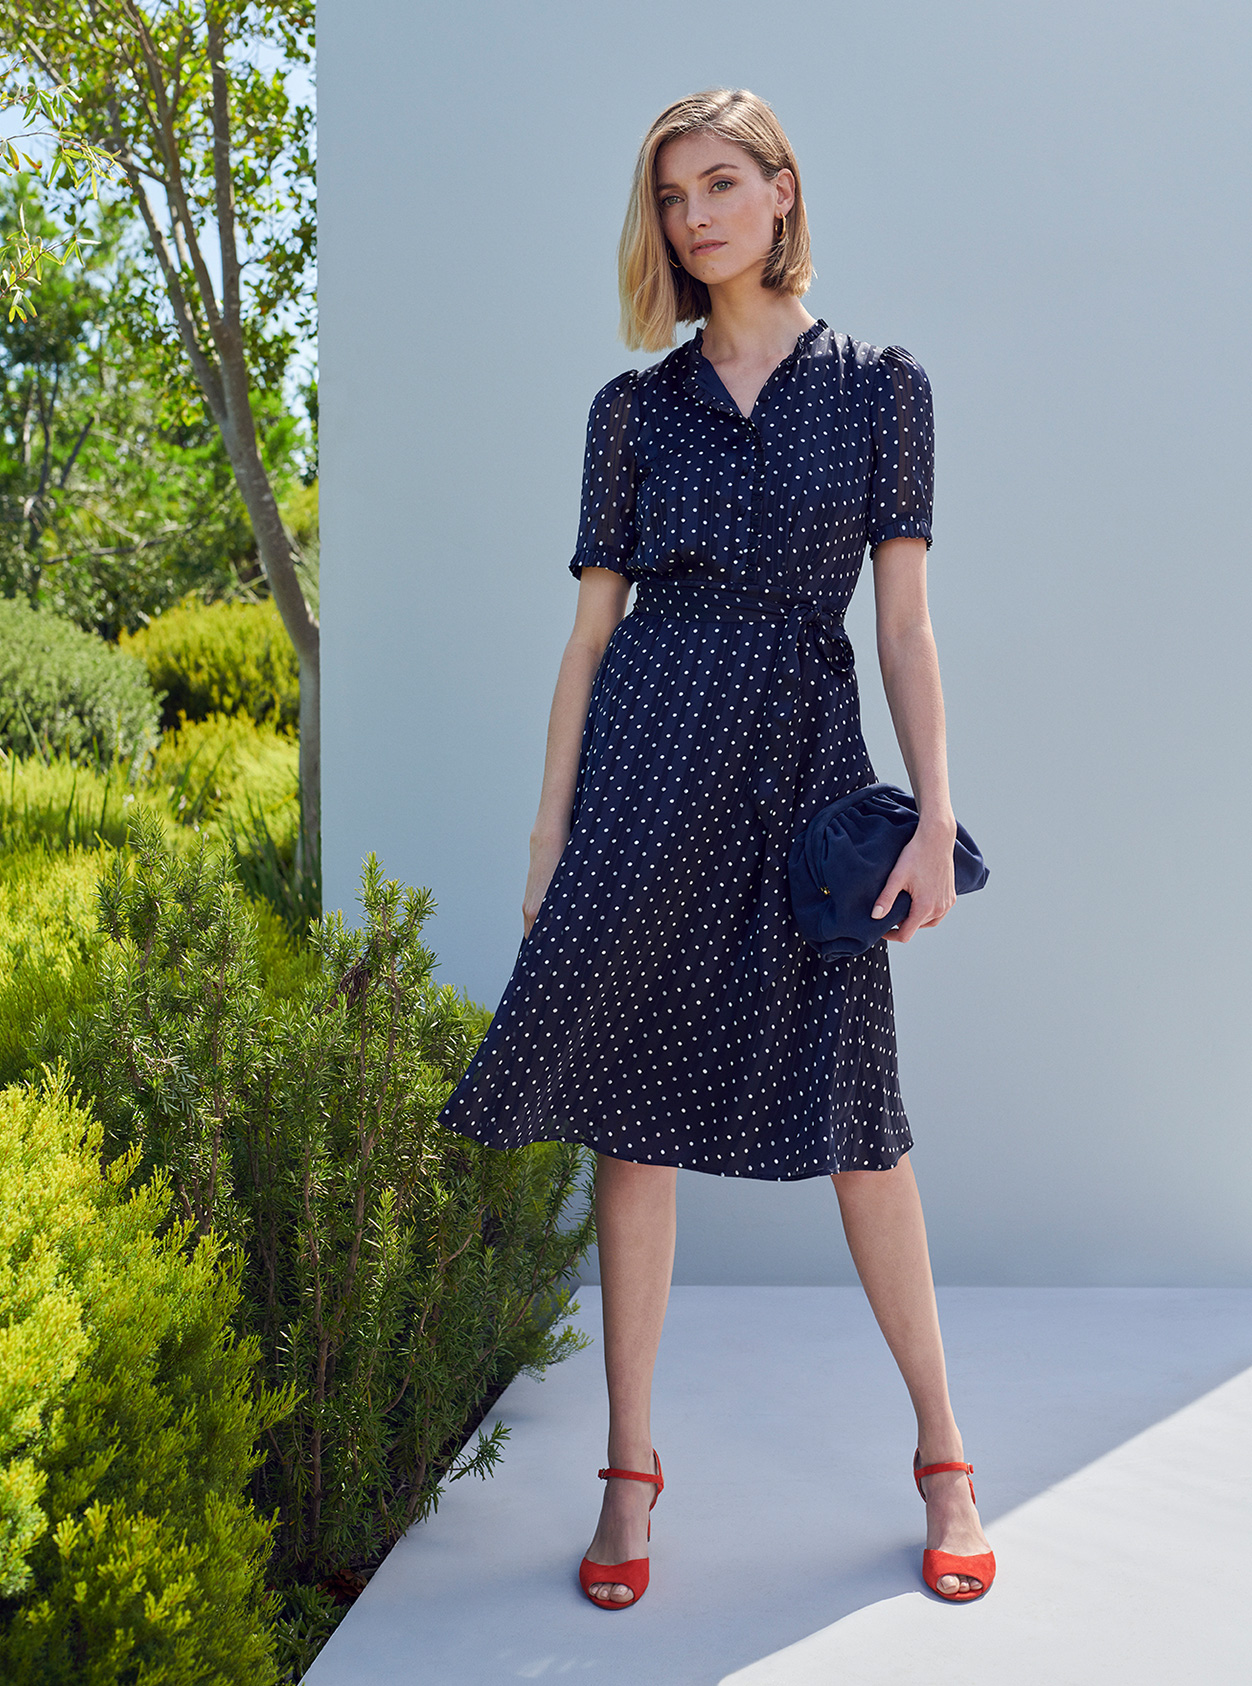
[0,56,119,321]
[0,731,317,1088]
[149,710,300,828]
[1,4,316,426]
[0,181,302,635]
[2,3,322,852]
[0,716,298,857]
[269,1583,339,1682]
[0,834,314,1091]
[122,597,300,731]
[282,478,317,550]
[0,709,313,954]
[0,1072,289,1684]
[60,811,595,1584]
[0,847,101,1087]
[0,594,160,764]
[0,748,156,854]
[225,792,321,946]
[280,475,318,617]
[148,711,318,935]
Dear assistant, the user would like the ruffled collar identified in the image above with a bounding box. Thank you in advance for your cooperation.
[686,318,829,417]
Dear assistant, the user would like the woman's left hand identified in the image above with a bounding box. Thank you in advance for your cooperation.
[871,820,957,943]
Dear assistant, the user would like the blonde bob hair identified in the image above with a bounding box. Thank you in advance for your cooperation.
[618,88,814,353]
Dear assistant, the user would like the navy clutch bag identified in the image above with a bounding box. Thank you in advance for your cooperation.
[788,782,989,959]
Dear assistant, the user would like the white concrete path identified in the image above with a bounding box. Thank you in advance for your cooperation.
[305,1289,1252,1686]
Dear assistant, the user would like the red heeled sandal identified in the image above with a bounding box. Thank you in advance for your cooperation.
[578,1450,664,1610]
[913,1451,996,1601]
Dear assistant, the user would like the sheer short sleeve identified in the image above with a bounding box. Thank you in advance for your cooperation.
[868,345,934,552]
[568,371,642,580]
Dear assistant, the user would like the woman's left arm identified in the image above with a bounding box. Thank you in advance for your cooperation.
[870,536,957,943]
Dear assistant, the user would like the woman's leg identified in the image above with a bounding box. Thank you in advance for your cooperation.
[831,1153,991,1594]
[583,1153,678,1603]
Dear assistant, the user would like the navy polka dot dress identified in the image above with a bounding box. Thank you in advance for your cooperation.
[439,321,934,1179]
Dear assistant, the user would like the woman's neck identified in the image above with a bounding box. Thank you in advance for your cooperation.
[699,272,817,367]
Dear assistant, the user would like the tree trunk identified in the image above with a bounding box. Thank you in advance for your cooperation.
[220,412,321,866]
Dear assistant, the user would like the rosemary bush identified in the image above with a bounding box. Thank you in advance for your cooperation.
[0,835,314,1088]
[59,811,595,1585]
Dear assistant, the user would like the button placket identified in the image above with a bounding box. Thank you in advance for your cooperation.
[750,424,767,547]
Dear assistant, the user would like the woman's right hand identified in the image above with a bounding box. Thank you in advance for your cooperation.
[522,829,568,939]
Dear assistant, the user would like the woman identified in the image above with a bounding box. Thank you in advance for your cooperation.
[439,87,995,1609]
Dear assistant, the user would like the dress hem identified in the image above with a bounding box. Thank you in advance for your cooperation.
[439,1118,913,1183]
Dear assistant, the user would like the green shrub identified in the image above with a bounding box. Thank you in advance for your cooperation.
[0,1072,290,1685]
[224,794,321,942]
[0,746,170,855]
[0,727,316,995]
[120,597,300,730]
[60,811,595,1587]
[0,830,316,1089]
[149,714,319,935]
[0,597,161,765]
[0,720,299,860]
[150,712,301,833]
[0,849,101,1087]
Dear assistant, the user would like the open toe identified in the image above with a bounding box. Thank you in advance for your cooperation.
[578,1451,664,1611]
[913,1452,996,1602]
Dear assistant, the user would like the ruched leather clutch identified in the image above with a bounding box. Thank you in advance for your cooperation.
[789,782,989,959]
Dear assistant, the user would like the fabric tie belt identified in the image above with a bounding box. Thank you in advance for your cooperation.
[630,574,857,988]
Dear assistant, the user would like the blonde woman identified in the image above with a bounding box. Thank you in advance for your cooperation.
[439,87,994,1610]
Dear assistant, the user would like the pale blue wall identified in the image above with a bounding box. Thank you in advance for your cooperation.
[319,0,1252,1284]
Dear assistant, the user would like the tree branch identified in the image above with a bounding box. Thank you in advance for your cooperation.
[206,9,240,330]
[117,147,226,424]
[35,522,206,567]
[15,373,31,468]
[58,410,96,488]
[118,0,223,338]
[26,368,57,536]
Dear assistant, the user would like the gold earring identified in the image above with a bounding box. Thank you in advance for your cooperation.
[667,243,681,270]
[775,212,787,244]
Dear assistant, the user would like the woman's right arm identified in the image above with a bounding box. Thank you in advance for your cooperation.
[523,565,632,937]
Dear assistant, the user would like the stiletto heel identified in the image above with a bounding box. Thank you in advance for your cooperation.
[913,1450,996,1601]
[578,1450,664,1610]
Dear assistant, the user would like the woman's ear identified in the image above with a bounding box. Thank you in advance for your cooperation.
[774,168,797,219]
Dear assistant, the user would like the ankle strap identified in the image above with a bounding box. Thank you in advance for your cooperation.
[914,1455,976,1507]
[597,1451,663,1496]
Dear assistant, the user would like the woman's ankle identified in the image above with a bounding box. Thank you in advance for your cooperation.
[915,1419,965,1467]
[604,1445,656,1475]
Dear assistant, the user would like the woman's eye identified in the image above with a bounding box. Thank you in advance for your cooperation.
[711,178,734,191]
[659,194,680,208]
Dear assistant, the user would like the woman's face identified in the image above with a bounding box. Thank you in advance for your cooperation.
[655,130,794,287]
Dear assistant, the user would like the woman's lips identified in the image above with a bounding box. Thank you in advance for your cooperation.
[690,240,725,254]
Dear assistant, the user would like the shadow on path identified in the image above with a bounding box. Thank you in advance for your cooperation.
[306,1287,1252,1686]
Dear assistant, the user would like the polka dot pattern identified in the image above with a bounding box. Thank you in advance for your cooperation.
[438,322,933,1179]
